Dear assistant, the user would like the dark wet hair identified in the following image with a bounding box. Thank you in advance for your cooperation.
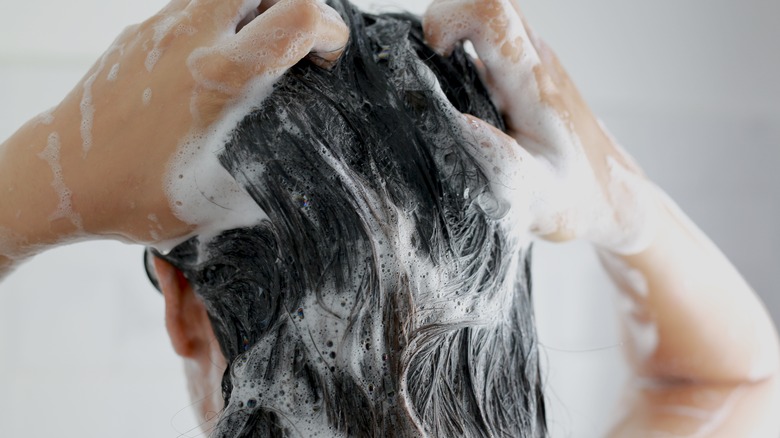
[157,0,546,436]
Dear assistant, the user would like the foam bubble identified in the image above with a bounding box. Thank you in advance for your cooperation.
[201,40,541,435]
[158,75,279,252]
[598,156,658,254]
[36,108,55,125]
[617,291,658,361]
[80,44,116,155]
[145,49,162,72]
[675,385,746,437]
[174,23,197,37]
[107,63,120,81]
[142,87,153,105]
[145,15,179,72]
[147,214,164,241]
[599,250,649,298]
[186,47,237,95]
[37,132,83,231]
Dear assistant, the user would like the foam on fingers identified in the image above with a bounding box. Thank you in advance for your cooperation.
[159,1,350,252]
[232,0,348,70]
[457,114,548,240]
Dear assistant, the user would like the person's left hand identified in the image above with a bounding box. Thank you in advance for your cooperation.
[424,0,660,254]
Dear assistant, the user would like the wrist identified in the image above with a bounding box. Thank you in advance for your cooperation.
[0,114,84,258]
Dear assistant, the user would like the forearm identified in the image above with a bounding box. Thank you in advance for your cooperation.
[601,188,780,383]
[0,255,12,279]
[0,113,81,263]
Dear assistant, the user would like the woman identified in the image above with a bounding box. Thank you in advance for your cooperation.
[1,0,778,436]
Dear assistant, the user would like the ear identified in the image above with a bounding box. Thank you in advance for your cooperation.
[152,256,214,359]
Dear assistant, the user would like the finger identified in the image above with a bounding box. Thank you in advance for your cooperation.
[423,0,534,65]
[258,0,284,14]
[459,114,560,234]
[232,0,349,68]
[242,0,349,68]
[423,0,540,114]
[188,0,261,30]
[187,0,348,95]
[422,0,480,57]
[424,0,574,161]
[459,114,534,199]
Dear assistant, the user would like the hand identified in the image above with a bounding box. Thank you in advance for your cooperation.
[424,0,659,254]
[1,0,348,252]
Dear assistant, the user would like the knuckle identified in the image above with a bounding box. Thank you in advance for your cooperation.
[290,0,323,30]
[191,49,248,93]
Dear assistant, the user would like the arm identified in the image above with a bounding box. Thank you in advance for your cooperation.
[0,256,11,278]
[0,0,348,278]
[423,0,780,435]
[602,192,780,436]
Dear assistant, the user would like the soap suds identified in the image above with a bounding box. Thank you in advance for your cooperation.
[599,250,657,360]
[142,87,153,105]
[600,156,658,254]
[154,24,318,252]
[37,132,83,231]
[36,108,55,126]
[599,250,648,298]
[427,0,663,256]
[147,214,164,241]
[107,63,120,81]
[655,385,746,438]
[80,54,108,155]
[174,23,197,37]
[619,293,658,361]
[145,14,179,72]
[79,38,125,155]
[208,42,538,435]
[158,80,275,253]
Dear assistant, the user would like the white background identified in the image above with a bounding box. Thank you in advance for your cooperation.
[1,0,778,436]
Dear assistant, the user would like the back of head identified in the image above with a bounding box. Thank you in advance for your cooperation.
[161,1,546,436]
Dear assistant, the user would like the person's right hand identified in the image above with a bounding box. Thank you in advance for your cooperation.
[423,0,659,254]
[1,0,348,253]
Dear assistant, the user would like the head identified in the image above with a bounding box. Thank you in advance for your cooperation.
[149,1,546,436]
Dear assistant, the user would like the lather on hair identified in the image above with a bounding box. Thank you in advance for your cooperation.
[155,0,547,436]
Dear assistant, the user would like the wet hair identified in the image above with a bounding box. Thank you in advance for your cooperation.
[157,0,546,436]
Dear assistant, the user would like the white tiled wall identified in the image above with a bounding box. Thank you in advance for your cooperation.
[1,0,777,437]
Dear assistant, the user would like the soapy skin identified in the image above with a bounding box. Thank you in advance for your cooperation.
[425,0,656,254]
[0,0,349,266]
[423,0,780,435]
[0,0,777,435]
